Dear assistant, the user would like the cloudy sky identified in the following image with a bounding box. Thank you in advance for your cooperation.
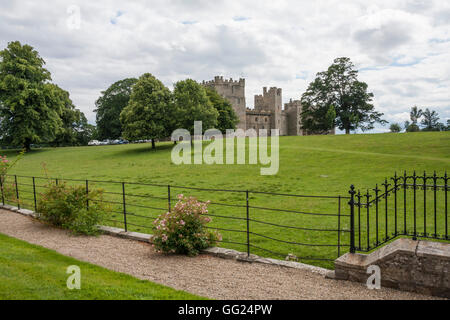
[1,0,449,133]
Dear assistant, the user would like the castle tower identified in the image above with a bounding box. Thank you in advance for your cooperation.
[284,99,304,136]
[202,76,246,130]
[254,87,283,132]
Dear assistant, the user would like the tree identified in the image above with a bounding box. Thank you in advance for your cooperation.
[301,57,386,134]
[389,123,402,133]
[404,120,411,131]
[173,79,218,135]
[204,87,238,133]
[95,78,137,141]
[410,106,423,125]
[50,85,92,146]
[120,73,172,149]
[0,41,63,151]
[421,108,440,131]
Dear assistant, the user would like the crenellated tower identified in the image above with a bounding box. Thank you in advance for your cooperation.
[202,76,246,130]
[254,87,283,133]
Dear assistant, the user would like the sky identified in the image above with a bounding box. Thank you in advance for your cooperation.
[1,0,449,133]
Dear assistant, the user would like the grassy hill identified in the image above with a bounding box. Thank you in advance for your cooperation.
[2,132,449,268]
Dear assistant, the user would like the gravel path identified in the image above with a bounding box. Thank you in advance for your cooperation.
[0,209,440,300]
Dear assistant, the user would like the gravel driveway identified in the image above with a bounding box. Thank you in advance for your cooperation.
[0,209,440,300]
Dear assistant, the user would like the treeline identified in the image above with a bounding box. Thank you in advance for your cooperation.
[0,41,238,151]
[96,74,238,149]
[390,106,449,133]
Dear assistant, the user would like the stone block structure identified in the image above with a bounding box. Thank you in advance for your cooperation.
[202,76,246,130]
[202,76,334,136]
[331,238,450,298]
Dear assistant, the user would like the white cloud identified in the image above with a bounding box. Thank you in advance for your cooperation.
[0,0,448,128]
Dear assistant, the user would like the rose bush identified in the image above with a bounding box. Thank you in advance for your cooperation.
[151,194,221,256]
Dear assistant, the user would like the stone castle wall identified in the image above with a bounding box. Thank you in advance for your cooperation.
[202,76,246,130]
[202,75,334,136]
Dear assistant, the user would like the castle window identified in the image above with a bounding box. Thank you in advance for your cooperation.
[265,118,268,122]
[255,117,258,122]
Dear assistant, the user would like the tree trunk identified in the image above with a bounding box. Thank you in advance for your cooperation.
[345,128,350,135]
[24,138,32,152]
[151,139,156,150]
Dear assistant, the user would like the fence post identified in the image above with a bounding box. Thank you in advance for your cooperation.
[445,172,448,240]
[14,175,20,210]
[0,175,4,206]
[337,196,341,257]
[393,172,398,237]
[32,177,37,212]
[349,185,356,254]
[246,190,250,257]
[168,185,171,212]
[357,190,361,250]
[122,182,127,232]
[433,171,437,238]
[383,178,390,241]
[413,171,417,240]
[85,180,89,211]
[374,184,379,246]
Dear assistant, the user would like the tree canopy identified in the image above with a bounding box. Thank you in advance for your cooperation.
[421,108,440,131]
[173,79,218,135]
[95,78,137,140]
[0,41,63,151]
[120,73,173,149]
[301,57,387,134]
[50,84,94,146]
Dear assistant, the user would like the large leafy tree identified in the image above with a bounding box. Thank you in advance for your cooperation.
[301,57,386,134]
[50,85,92,146]
[120,73,172,149]
[204,87,238,133]
[421,108,440,131]
[173,79,218,135]
[0,41,63,151]
[95,78,137,140]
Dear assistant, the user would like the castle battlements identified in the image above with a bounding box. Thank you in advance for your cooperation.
[202,76,245,87]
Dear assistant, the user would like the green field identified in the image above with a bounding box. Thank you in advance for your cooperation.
[1,132,449,268]
[0,233,205,300]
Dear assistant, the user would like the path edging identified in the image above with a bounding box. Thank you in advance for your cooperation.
[1,204,328,276]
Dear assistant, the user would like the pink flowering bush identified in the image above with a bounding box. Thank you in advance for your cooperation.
[151,195,222,256]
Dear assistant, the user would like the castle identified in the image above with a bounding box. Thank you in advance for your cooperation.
[202,76,335,135]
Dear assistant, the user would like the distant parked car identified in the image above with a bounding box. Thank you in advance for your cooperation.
[88,140,100,146]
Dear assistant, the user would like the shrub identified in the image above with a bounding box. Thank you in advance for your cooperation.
[37,182,108,235]
[151,195,221,256]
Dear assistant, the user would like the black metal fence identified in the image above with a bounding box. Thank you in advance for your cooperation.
[0,171,448,267]
[0,174,351,267]
[350,171,449,253]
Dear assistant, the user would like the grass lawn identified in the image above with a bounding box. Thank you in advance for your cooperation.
[1,131,449,268]
[0,233,206,300]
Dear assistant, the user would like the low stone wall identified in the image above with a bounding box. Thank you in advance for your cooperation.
[332,238,450,298]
